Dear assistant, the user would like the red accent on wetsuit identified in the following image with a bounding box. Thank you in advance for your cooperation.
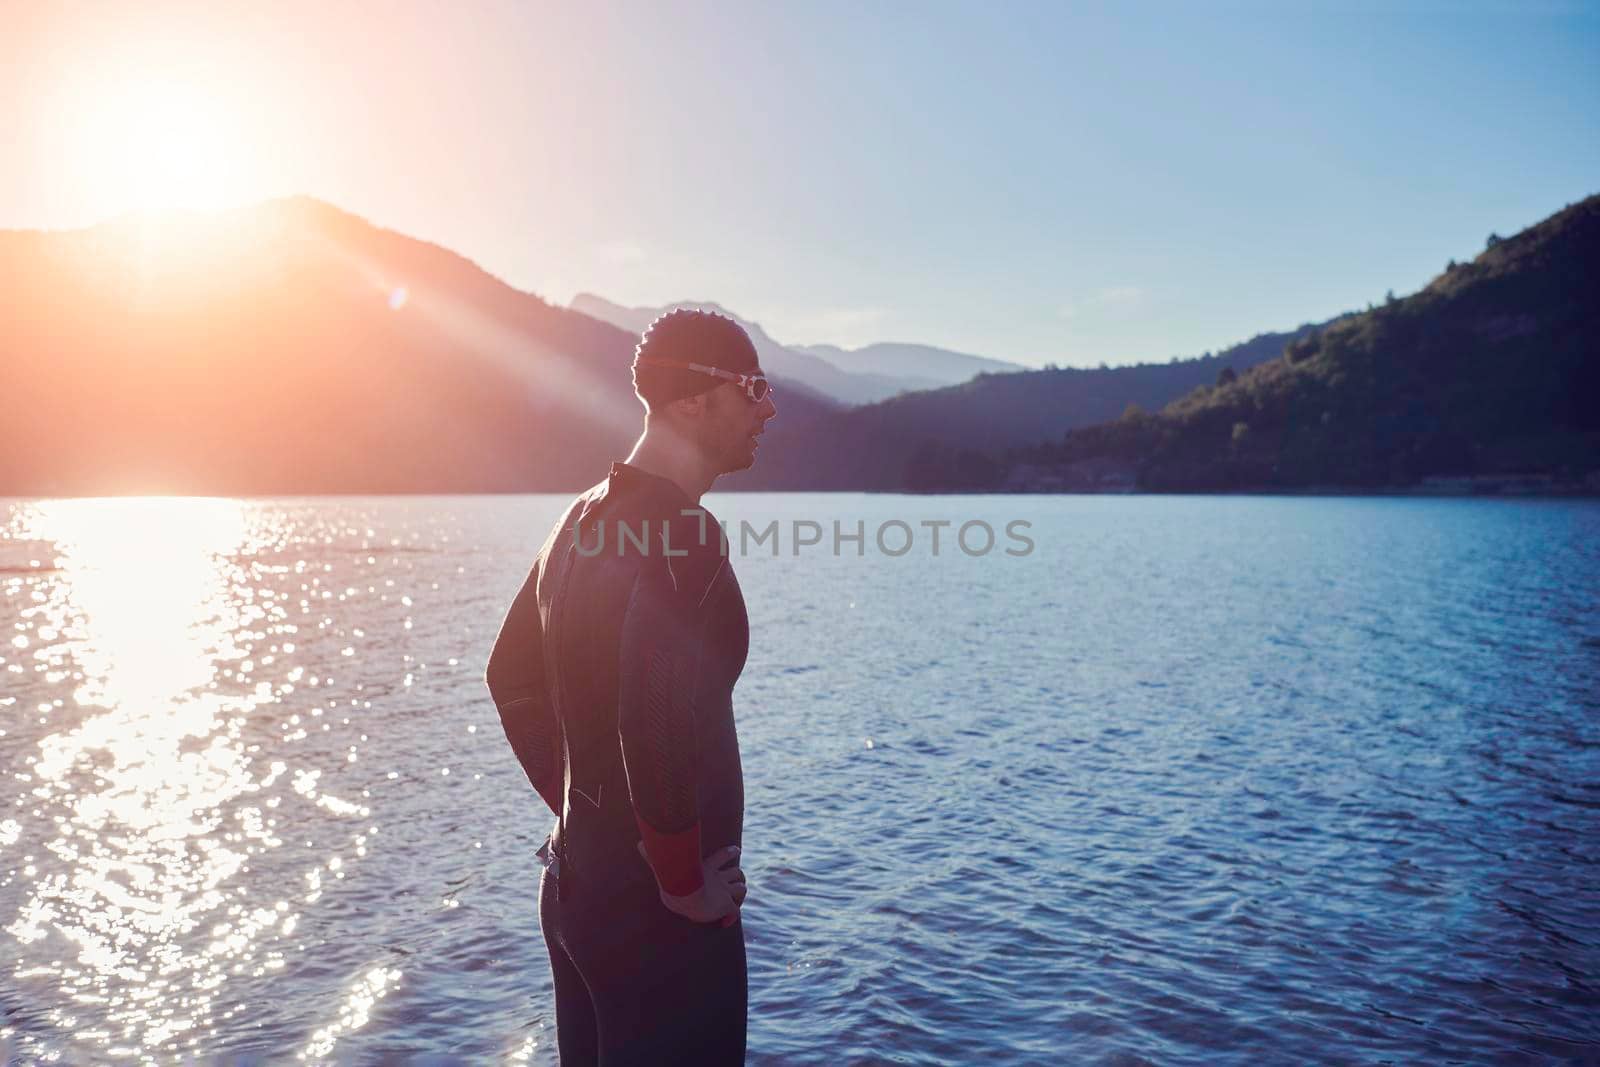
[635,818,705,896]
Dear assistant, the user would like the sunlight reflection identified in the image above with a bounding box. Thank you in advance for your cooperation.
[507,1030,545,1064]
[4,498,287,1058]
[27,498,248,710]
[299,965,402,1061]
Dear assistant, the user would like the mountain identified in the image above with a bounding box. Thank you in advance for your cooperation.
[1001,195,1600,493]
[797,341,1021,387]
[726,323,1320,490]
[13,194,1583,499]
[565,292,661,337]
[569,293,958,405]
[0,197,836,496]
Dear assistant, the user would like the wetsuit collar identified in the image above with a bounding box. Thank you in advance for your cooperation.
[608,462,695,506]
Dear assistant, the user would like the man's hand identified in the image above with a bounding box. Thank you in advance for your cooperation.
[639,843,747,925]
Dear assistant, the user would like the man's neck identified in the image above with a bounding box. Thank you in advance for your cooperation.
[623,428,715,503]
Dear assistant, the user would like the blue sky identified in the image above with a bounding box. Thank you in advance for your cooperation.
[4,0,1597,366]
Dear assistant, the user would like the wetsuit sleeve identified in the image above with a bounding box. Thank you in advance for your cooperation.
[618,561,709,896]
[486,556,562,817]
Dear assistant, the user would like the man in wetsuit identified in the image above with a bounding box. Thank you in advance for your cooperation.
[485,309,776,1065]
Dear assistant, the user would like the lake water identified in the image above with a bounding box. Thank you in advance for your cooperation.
[1,493,1597,1065]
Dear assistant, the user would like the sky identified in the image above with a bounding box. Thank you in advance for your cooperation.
[3,0,1597,368]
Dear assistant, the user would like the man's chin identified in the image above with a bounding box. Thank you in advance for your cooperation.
[724,443,759,473]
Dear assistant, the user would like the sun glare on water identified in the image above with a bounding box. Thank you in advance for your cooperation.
[1,497,403,1060]
[4,499,287,1055]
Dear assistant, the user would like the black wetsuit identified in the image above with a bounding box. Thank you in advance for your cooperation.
[486,462,749,1065]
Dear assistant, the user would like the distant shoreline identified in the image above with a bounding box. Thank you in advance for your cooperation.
[5,483,1600,501]
[952,468,1600,498]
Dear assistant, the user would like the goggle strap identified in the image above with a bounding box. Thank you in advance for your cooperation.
[635,358,769,400]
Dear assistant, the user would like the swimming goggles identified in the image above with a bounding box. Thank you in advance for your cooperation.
[636,359,772,403]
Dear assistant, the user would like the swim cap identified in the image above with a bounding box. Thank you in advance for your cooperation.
[632,309,760,405]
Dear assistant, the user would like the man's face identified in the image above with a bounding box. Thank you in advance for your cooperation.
[700,376,777,473]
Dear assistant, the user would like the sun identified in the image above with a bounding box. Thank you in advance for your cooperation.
[72,75,256,216]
